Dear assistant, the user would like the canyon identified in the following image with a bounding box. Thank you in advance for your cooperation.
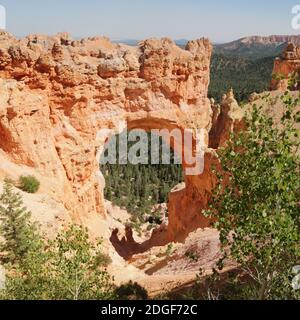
[0,31,276,293]
[0,31,244,242]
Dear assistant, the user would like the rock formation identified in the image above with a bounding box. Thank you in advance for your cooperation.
[0,31,239,242]
[271,43,300,90]
[209,89,244,149]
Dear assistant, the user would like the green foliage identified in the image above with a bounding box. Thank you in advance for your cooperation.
[166,269,256,300]
[18,175,40,194]
[209,54,274,103]
[0,244,50,300]
[94,251,113,267]
[0,207,115,300]
[115,281,148,300]
[0,180,42,265]
[272,73,286,82]
[43,225,115,300]
[288,72,300,91]
[101,132,183,229]
[205,92,300,300]
[185,251,199,262]
[213,42,286,59]
[166,243,174,257]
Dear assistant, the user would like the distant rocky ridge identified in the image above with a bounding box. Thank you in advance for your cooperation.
[224,35,300,46]
[118,35,300,59]
[214,35,300,59]
[213,35,300,58]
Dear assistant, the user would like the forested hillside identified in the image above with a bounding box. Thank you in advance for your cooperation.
[209,54,274,102]
[100,133,183,229]
[213,41,286,59]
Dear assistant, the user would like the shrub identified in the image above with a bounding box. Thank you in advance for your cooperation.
[166,243,174,257]
[185,251,199,262]
[18,175,40,194]
[95,252,112,267]
[115,281,148,300]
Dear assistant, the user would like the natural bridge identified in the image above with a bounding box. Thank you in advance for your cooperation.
[0,31,242,242]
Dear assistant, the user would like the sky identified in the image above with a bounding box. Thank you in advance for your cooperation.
[0,0,299,43]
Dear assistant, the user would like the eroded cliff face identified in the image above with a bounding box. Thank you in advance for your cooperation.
[209,90,244,150]
[0,31,229,241]
[271,43,300,90]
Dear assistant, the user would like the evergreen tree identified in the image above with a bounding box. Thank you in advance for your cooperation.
[0,180,41,265]
[209,54,274,103]
[101,132,184,228]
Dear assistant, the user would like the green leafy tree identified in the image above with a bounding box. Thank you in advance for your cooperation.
[0,186,115,300]
[46,225,115,300]
[1,245,51,300]
[1,224,115,300]
[205,92,300,300]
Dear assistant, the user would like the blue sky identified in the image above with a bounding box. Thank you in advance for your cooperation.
[0,0,299,42]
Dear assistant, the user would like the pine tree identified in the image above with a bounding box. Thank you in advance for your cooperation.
[0,180,41,265]
[101,131,184,228]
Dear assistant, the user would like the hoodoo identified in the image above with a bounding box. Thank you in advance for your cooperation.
[271,43,300,91]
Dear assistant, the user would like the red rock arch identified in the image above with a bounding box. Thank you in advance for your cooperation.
[0,32,218,242]
[96,116,218,243]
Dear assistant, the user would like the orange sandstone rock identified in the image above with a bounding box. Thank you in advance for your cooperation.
[0,31,238,242]
[271,43,300,91]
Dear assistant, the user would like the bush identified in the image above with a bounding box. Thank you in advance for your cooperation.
[18,175,40,194]
[95,252,112,267]
[115,281,148,300]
